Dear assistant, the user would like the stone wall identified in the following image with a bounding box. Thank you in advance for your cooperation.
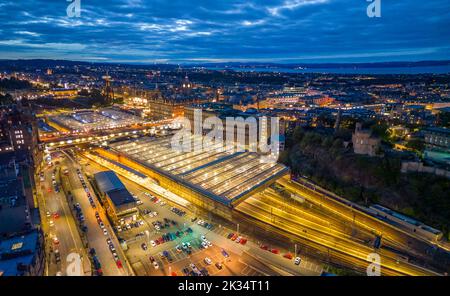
[401,161,450,179]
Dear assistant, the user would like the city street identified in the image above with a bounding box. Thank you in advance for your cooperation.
[61,151,132,276]
[37,153,90,276]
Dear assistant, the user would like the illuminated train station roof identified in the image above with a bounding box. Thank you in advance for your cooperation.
[109,136,288,206]
[48,108,144,132]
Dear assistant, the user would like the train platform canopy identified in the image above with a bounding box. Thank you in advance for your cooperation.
[47,108,144,132]
[109,135,288,206]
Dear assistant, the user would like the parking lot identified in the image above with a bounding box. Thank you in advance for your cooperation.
[80,158,323,276]
[129,239,264,276]
[81,180,264,276]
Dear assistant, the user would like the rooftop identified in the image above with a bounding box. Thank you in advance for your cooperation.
[106,189,136,210]
[94,170,136,210]
[48,108,144,132]
[424,127,450,136]
[94,170,126,193]
[109,135,288,205]
[0,230,40,276]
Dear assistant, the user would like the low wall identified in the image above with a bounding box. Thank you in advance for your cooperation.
[401,161,450,179]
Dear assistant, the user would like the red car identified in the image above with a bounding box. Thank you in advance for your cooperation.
[116,260,123,269]
[231,234,238,241]
[271,249,280,254]
[260,245,268,250]
[283,253,293,260]
[240,238,247,245]
[171,272,177,276]
[53,212,60,219]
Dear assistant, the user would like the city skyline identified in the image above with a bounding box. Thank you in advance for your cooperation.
[0,0,449,282]
[1,0,449,63]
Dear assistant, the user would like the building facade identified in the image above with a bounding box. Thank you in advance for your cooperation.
[352,123,381,157]
[93,171,137,225]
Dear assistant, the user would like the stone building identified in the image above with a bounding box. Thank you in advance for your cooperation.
[352,123,380,156]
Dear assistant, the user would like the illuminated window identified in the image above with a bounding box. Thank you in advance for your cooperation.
[11,242,23,251]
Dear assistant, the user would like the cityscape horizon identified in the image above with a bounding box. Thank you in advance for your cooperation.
[0,0,449,291]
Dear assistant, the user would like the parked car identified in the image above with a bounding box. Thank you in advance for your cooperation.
[283,253,293,260]
[116,260,123,269]
[200,268,209,276]
[221,249,229,258]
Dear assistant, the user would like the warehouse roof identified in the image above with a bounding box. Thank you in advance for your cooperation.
[94,170,126,193]
[106,188,135,209]
[94,170,136,211]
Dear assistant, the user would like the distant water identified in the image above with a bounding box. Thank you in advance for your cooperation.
[206,65,450,75]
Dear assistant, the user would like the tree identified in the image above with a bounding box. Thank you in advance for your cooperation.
[78,89,90,96]
[292,126,305,143]
[278,149,290,166]
[0,93,13,106]
[0,77,32,89]
[406,138,424,152]
[90,89,109,107]
[370,121,389,142]
[438,111,450,128]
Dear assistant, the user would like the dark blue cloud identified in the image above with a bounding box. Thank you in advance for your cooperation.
[0,0,449,63]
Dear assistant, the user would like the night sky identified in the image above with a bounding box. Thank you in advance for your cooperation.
[0,0,449,63]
